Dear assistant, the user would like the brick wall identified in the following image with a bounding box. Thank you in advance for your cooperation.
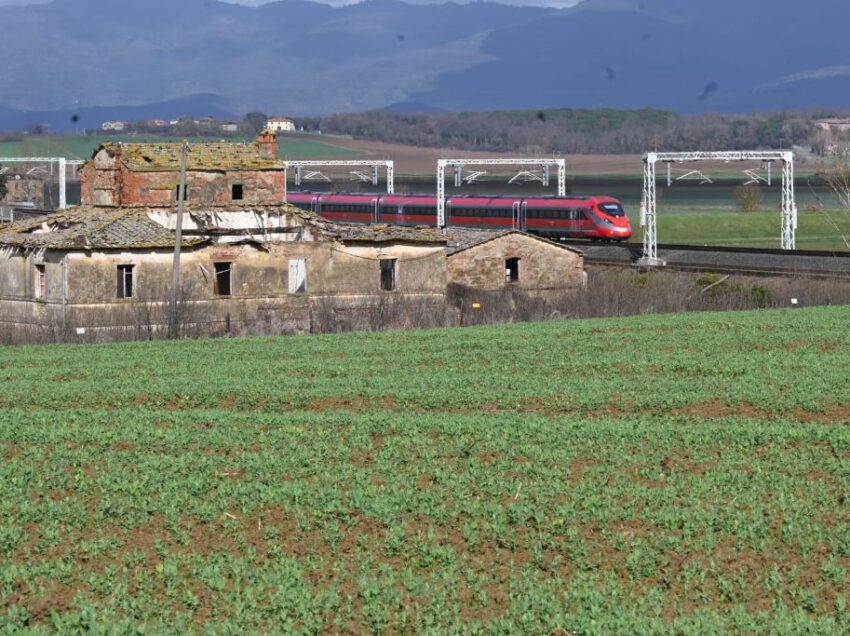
[81,146,286,208]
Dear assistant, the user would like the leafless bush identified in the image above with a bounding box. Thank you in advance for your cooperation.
[132,281,200,340]
[735,185,762,213]
[447,284,577,327]
[567,268,850,318]
[310,293,445,334]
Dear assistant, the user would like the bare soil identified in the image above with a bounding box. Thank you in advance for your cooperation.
[286,133,822,177]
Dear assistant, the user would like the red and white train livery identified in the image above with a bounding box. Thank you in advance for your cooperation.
[286,192,632,241]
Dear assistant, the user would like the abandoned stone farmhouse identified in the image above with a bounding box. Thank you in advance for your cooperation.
[0,133,585,344]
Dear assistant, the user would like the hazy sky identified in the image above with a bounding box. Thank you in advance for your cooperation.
[0,0,584,7]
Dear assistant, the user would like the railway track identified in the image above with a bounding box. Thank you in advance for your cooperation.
[560,240,850,278]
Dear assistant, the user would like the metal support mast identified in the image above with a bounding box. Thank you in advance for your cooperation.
[639,154,662,266]
[781,153,797,250]
[287,160,395,193]
[640,150,796,267]
[436,158,566,228]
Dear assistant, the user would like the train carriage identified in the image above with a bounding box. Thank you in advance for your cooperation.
[286,191,632,240]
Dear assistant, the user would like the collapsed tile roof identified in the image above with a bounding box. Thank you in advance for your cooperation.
[0,205,447,251]
[443,227,583,256]
[97,140,281,172]
[0,207,205,250]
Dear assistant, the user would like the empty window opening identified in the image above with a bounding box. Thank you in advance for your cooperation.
[380,258,397,291]
[117,264,134,298]
[506,257,520,283]
[214,262,232,296]
[231,184,244,201]
[35,264,46,299]
[175,184,187,201]
[289,258,307,294]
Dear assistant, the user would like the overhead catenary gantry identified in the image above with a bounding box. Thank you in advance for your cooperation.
[285,160,395,193]
[0,157,86,209]
[640,151,797,267]
[436,158,566,228]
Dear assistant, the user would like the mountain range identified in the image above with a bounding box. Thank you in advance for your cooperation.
[0,0,847,130]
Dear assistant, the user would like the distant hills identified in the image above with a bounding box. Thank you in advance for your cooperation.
[0,0,848,130]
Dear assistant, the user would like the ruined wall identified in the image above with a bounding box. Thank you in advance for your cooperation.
[80,149,120,207]
[2,179,45,207]
[81,147,286,208]
[119,168,285,207]
[0,248,66,342]
[0,239,447,344]
[447,234,585,291]
[308,243,446,295]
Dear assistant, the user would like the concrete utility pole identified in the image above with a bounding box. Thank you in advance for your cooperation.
[168,142,190,339]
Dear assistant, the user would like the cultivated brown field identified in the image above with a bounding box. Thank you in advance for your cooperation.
[288,134,822,178]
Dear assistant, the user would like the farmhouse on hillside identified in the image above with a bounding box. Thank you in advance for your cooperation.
[265,117,296,133]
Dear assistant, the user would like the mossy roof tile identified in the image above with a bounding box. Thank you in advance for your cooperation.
[98,141,281,172]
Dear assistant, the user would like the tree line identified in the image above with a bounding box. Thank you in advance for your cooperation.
[293,109,835,155]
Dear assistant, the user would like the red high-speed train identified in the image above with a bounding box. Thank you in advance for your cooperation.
[286,192,633,241]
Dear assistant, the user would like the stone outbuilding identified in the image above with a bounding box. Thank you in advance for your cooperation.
[80,131,285,208]
[445,229,585,290]
[444,228,586,325]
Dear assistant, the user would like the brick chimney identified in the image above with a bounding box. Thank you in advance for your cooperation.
[257,129,278,161]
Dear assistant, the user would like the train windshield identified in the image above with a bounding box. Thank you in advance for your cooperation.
[598,203,625,217]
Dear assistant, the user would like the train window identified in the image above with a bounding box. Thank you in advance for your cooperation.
[599,203,625,217]
[505,258,520,283]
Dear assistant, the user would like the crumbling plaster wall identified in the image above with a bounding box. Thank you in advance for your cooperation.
[447,234,585,291]
[0,248,65,338]
[8,239,448,341]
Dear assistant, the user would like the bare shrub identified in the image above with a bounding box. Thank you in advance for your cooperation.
[310,293,445,334]
[447,284,577,327]
[735,184,762,213]
[818,150,850,249]
[566,268,850,318]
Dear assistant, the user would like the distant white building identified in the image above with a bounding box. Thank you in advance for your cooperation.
[266,117,295,133]
[220,122,240,133]
[101,121,127,132]
[815,118,850,133]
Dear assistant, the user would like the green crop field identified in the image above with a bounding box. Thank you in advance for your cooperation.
[630,210,850,251]
[2,307,850,632]
[0,134,363,161]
